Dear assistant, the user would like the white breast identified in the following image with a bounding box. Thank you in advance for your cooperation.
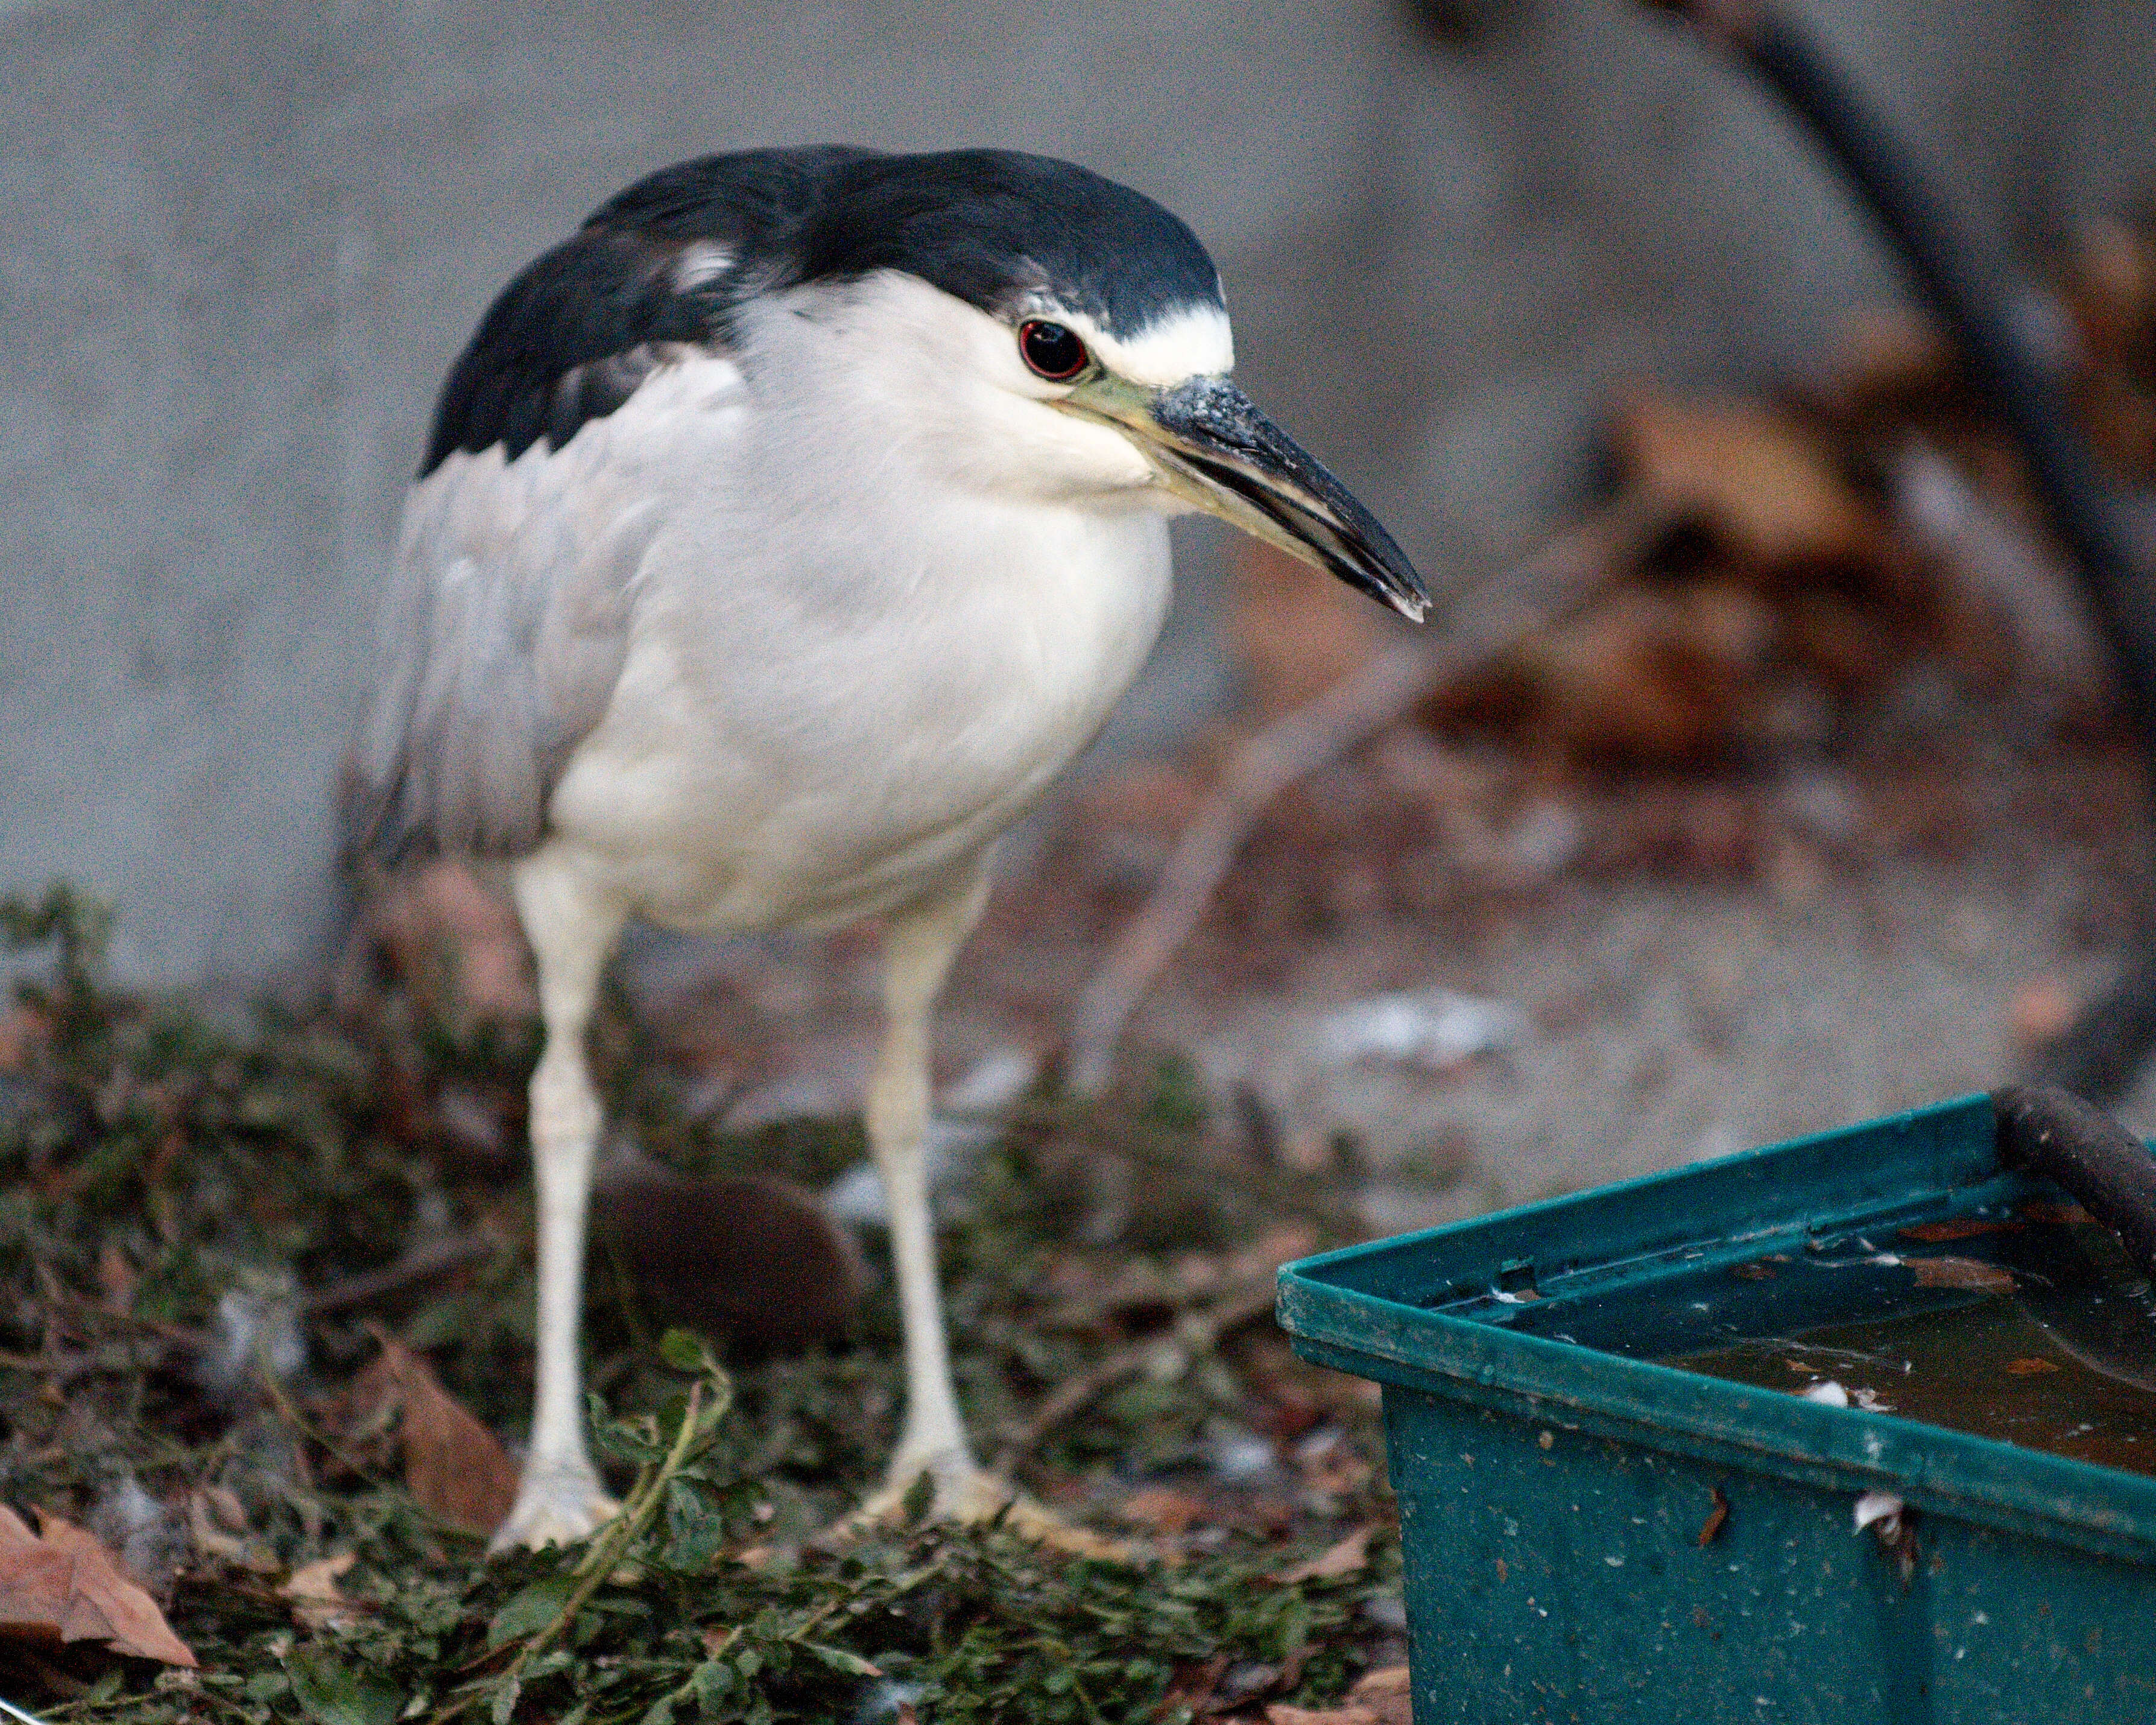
[548,481,1173,931]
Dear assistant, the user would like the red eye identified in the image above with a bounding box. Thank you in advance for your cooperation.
[1019,320,1089,381]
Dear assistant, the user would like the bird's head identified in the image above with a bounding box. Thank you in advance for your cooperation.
[736,150,1428,623]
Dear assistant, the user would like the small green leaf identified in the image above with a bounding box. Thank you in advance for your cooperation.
[286,1649,404,1725]
[801,1642,881,1677]
[662,1478,729,1572]
[488,1577,578,1648]
[659,1328,715,1374]
[689,1660,734,1708]
[488,1676,522,1725]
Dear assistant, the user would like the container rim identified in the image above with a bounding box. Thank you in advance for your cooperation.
[1277,1094,2156,1559]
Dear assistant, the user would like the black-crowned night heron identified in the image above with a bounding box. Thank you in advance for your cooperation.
[348,145,1426,1551]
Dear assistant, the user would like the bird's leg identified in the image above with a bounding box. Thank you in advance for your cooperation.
[492,852,628,1553]
[860,869,991,1515]
[844,873,1132,1561]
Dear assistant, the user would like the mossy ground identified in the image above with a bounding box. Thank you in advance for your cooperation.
[0,888,1403,1724]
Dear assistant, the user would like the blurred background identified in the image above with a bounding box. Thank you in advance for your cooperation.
[7,0,2156,1229]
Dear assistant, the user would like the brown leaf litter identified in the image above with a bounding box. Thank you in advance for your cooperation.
[278,1552,359,1632]
[1265,1662,1412,1725]
[1114,1486,1210,1537]
[0,1504,195,1667]
[1907,1255,2017,1293]
[1266,1525,1375,1585]
[333,1335,519,1536]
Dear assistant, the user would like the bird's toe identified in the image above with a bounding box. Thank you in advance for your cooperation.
[488,1465,621,1554]
[838,1460,1137,1562]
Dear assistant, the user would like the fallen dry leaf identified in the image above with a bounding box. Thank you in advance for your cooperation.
[198,1485,247,1534]
[344,1338,519,1535]
[1617,392,1891,570]
[2005,1357,2062,1376]
[96,1239,138,1308]
[1266,1664,1412,1725]
[279,1551,358,1630]
[188,1490,277,1574]
[1697,1486,1730,1548]
[1898,1218,2010,1244]
[0,1504,196,1666]
[1165,1654,1231,1716]
[0,1005,45,1074]
[1114,1486,1209,1536]
[1347,1665,1414,1724]
[1472,584,1775,766]
[1268,1524,1373,1585]
[1907,1255,2015,1293]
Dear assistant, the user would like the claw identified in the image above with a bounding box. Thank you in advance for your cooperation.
[489,1462,620,1554]
[831,1455,1139,1563]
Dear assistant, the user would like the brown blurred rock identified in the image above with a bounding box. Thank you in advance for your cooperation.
[594,1165,862,1352]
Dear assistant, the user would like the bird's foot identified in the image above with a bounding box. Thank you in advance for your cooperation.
[833,1451,1137,1563]
[489,1459,621,1554]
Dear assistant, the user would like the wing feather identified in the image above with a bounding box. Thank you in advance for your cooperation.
[346,425,669,858]
[350,149,853,858]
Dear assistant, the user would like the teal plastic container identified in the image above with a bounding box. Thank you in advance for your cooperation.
[1276,1095,2156,1723]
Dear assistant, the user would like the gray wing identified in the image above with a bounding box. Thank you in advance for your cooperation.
[345,435,665,858]
[347,157,835,858]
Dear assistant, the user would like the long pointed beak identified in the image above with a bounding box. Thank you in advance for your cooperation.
[1060,374,1430,623]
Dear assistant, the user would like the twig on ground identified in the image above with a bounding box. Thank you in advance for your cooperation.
[1002,1099,1356,1233]
[251,1361,376,1491]
[49,1287,209,1353]
[303,1233,498,1315]
[995,1282,1279,1473]
[1066,496,1663,1094]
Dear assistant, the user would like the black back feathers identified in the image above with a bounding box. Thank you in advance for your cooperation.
[420,147,1222,476]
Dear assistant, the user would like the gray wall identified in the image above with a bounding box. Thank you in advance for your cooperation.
[3,0,2151,984]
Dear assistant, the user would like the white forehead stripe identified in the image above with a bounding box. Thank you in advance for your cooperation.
[1069,303,1234,386]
